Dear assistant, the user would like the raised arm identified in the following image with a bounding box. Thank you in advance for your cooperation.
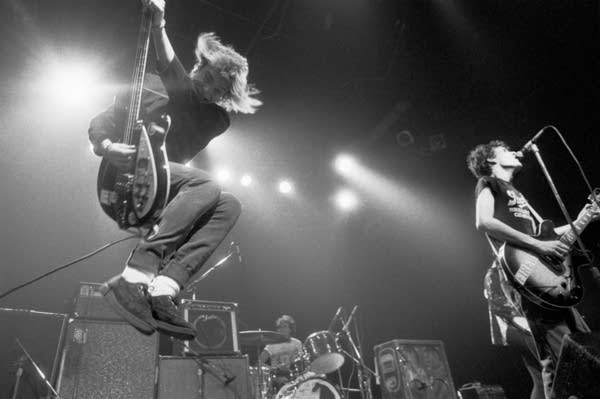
[144,0,175,71]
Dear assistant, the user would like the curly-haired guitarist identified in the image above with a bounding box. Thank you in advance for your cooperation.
[467,140,598,398]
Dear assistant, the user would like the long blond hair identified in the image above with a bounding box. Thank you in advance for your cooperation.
[191,33,262,114]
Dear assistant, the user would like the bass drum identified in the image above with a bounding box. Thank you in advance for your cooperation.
[275,378,341,399]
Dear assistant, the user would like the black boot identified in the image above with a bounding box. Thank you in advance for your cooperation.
[100,277,156,334]
[150,295,197,340]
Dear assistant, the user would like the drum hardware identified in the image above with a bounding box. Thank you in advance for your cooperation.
[248,365,273,399]
[275,377,342,399]
[327,306,345,331]
[304,330,345,374]
[334,305,376,399]
[239,330,288,347]
[240,330,288,399]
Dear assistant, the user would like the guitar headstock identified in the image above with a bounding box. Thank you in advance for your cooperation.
[585,188,600,218]
[587,188,600,205]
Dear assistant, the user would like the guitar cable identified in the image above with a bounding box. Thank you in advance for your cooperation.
[0,235,138,301]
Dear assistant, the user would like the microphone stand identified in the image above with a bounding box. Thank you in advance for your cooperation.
[185,242,239,297]
[181,342,235,387]
[15,339,62,399]
[529,144,596,269]
[11,355,25,399]
[338,310,376,399]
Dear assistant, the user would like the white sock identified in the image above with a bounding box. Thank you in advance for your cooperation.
[148,275,180,297]
[121,266,154,285]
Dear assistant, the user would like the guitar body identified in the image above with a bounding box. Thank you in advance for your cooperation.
[97,116,171,229]
[95,8,171,230]
[499,220,583,309]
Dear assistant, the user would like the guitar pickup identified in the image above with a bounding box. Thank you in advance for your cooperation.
[99,189,118,205]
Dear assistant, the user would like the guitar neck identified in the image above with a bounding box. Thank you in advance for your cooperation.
[559,208,593,248]
[123,8,153,145]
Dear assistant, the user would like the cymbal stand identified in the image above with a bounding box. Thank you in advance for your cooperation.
[251,331,268,399]
[339,315,375,399]
[14,338,62,399]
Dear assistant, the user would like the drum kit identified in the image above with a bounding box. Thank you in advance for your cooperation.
[239,306,375,399]
[239,329,345,399]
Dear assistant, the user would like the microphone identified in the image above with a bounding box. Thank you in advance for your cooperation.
[341,305,358,332]
[328,306,345,331]
[517,126,547,156]
[224,374,236,386]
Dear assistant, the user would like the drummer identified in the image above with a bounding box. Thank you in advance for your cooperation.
[259,315,303,386]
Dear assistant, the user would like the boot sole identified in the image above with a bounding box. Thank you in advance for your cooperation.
[155,320,197,341]
[103,288,157,334]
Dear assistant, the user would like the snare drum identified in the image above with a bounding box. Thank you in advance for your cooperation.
[304,331,345,374]
[275,377,341,399]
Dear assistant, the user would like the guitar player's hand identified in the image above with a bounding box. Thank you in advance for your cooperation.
[578,203,600,223]
[105,142,136,171]
[533,239,569,260]
[142,0,165,27]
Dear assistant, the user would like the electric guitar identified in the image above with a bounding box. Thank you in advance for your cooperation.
[499,189,600,309]
[96,7,170,229]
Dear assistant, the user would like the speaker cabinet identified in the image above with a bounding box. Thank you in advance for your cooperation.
[178,300,240,355]
[158,355,251,399]
[374,339,457,399]
[57,319,159,399]
[0,307,68,399]
[458,383,506,399]
[71,282,122,321]
[552,332,600,399]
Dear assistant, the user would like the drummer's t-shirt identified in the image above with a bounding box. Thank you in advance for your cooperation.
[265,337,303,369]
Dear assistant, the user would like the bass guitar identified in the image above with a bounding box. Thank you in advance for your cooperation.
[97,7,170,229]
[499,189,600,309]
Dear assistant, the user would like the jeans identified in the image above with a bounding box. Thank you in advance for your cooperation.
[506,325,544,399]
[127,162,241,287]
[522,300,588,399]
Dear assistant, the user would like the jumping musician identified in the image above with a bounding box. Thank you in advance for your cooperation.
[88,0,261,339]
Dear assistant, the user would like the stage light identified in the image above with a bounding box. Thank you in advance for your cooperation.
[43,60,101,108]
[278,180,294,194]
[240,174,253,187]
[216,169,231,183]
[334,154,357,175]
[395,130,414,147]
[335,189,359,211]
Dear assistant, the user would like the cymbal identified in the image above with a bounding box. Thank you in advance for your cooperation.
[239,329,288,346]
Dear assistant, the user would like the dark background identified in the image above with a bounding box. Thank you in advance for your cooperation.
[1,0,599,397]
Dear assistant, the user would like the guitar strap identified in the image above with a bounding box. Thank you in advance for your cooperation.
[525,201,544,226]
[485,233,500,258]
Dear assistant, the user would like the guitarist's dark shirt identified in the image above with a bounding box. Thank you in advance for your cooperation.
[475,176,537,251]
[476,176,589,348]
[89,56,230,164]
